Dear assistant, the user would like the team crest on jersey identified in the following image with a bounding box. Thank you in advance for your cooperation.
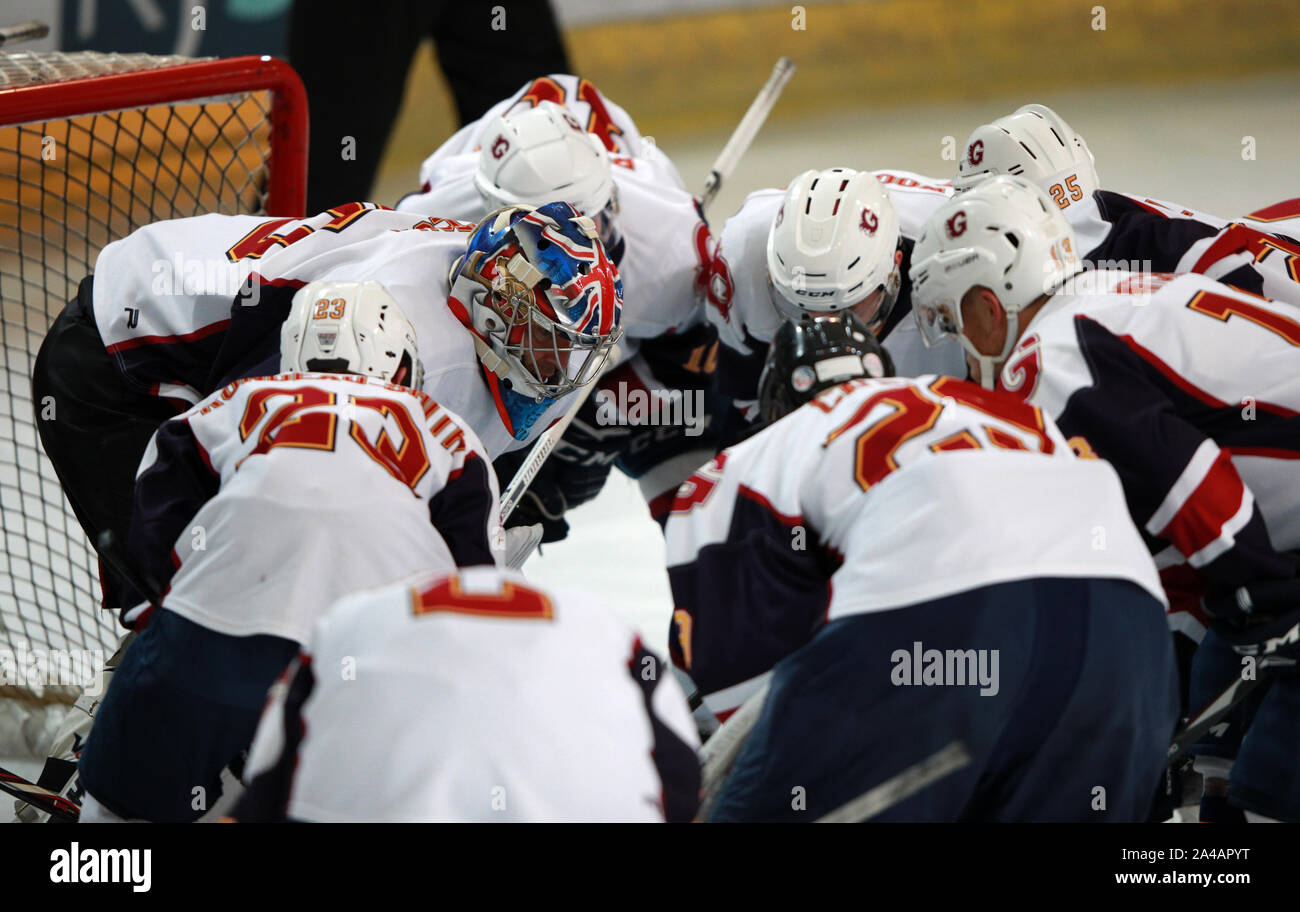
[968,140,984,166]
[860,208,879,236]
[946,212,967,238]
[491,135,510,159]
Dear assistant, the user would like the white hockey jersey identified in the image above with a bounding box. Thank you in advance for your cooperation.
[997,270,1300,637]
[409,73,686,194]
[709,170,967,403]
[1065,191,1300,309]
[128,373,501,643]
[396,154,708,361]
[664,374,1164,716]
[91,204,577,456]
[232,566,701,823]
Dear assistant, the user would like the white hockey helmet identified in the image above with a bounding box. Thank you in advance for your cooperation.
[909,175,1080,388]
[475,101,620,251]
[280,280,423,389]
[952,104,1100,207]
[766,168,904,331]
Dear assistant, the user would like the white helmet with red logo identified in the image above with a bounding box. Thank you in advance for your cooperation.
[475,101,619,251]
[952,104,1099,207]
[908,175,1080,387]
[766,168,903,331]
[281,280,422,388]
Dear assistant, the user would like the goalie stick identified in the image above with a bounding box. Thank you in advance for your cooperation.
[1166,653,1296,764]
[815,741,971,823]
[694,680,770,821]
[500,57,797,549]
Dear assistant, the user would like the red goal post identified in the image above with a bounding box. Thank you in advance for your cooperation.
[0,51,308,732]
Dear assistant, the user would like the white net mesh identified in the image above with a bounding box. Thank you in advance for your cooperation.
[0,51,304,745]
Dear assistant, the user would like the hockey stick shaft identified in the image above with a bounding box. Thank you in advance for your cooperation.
[815,741,971,823]
[0,766,79,822]
[0,21,49,47]
[694,680,770,821]
[499,343,623,524]
[699,57,796,213]
[1166,655,1295,763]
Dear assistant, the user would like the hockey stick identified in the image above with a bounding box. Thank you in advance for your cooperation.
[815,741,971,823]
[1166,654,1296,764]
[699,57,796,212]
[500,60,796,541]
[0,766,79,822]
[694,680,770,821]
[0,20,49,47]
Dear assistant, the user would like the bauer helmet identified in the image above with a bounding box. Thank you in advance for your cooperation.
[909,175,1080,389]
[953,104,1099,206]
[449,202,623,435]
[475,101,622,259]
[766,168,904,332]
[281,280,423,389]
[758,312,894,424]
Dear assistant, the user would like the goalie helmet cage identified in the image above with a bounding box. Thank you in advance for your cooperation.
[0,51,308,724]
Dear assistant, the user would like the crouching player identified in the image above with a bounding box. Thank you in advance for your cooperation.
[77,281,501,822]
[229,566,701,822]
[665,313,1179,821]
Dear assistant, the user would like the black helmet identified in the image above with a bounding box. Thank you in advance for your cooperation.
[757,312,894,423]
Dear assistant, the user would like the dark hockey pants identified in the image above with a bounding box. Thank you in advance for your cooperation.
[709,576,1180,822]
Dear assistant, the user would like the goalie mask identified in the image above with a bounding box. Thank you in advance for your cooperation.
[758,311,894,424]
[281,280,423,388]
[475,101,624,263]
[449,202,623,438]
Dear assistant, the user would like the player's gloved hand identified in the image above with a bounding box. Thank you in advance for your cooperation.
[1205,577,1300,666]
[509,488,570,544]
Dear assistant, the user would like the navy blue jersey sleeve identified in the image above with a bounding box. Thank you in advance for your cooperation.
[667,484,841,698]
[627,638,701,822]
[227,653,315,823]
[1057,317,1295,599]
[126,417,221,604]
[427,451,499,567]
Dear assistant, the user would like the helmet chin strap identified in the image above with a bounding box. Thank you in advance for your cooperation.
[960,309,1021,391]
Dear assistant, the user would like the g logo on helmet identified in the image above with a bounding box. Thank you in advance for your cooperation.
[860,209,879,236]
[491,135,510,159]
[561,112,583,133]
[968,140,984,166]
[946,211,967,238]
[775,204,784,228]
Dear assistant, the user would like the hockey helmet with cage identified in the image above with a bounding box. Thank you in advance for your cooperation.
[281,280,423,389]
[758,311,894,424]
[448,202,624,439]
[766,168,905,333]
[952,104,1100,206]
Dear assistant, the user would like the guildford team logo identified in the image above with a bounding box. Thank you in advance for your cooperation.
[859,208,879,236]
[968,140,984,166]
[946,211,967,238]
[491,135,510,159]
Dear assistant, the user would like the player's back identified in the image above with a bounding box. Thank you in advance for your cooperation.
[137,372,499,643]
[242,566,700,822]
[1003,269,1300,551]
[670,374,1165,621]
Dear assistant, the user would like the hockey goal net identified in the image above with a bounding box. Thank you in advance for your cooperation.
[0,51,307,750]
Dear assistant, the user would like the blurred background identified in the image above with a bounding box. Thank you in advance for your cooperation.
[5,0,1298,649]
